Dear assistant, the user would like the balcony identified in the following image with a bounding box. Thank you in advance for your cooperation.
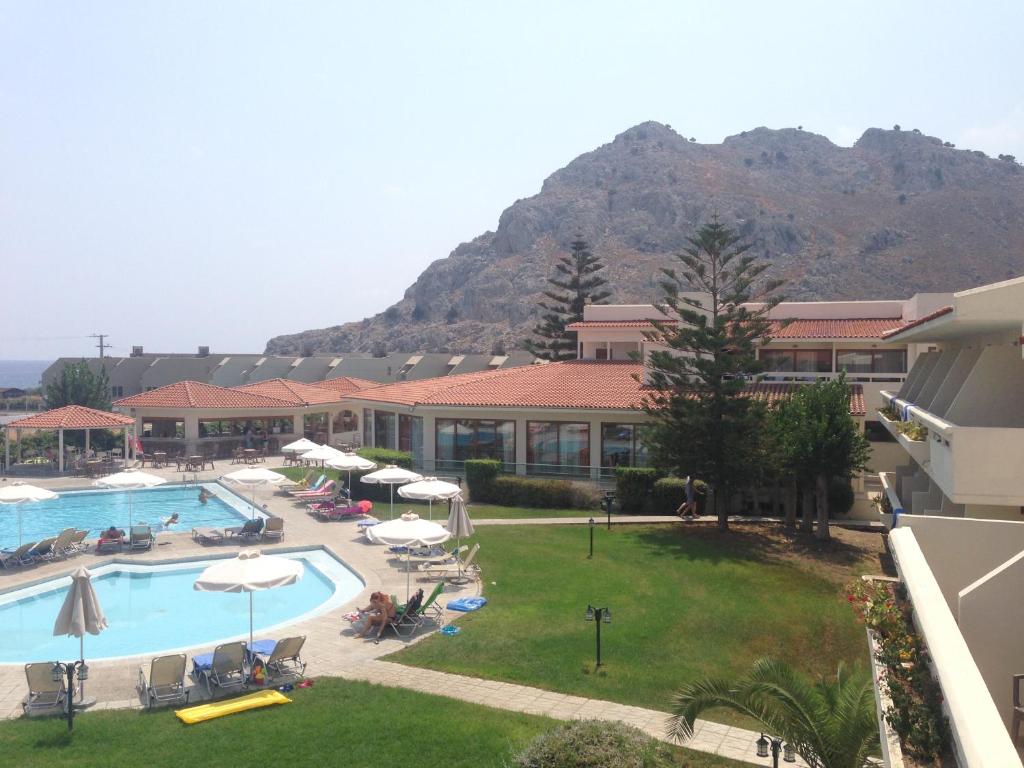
[877,409,929,466]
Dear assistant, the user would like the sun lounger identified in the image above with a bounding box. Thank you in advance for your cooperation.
[96,532,125,553]
[316,502,371,521]
[257,636,306,680]
[386,588,431,638]
[192,527,225,545]
[67,530,89,553]
[26,536,57,562]
[226,518,264,540]
[291,480,336,500]
[43,529,78,561]
[279,469,315,491]
[261,516,284,541]
[130,525,154,551]
[138,653,189,708]
[24,661,77,713]
[1,541,38,568]
[288,474,326,495]
[192,641,247,696]
[419,543,480,582]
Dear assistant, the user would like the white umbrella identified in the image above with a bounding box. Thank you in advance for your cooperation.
[93,469,166,528]
[281,437,319,454]
[301,444,345,467]
[366,512,450,600]
[0,482,59,547]
[447,495,475,580]
[326,452,377,501]
[222,467,287,519]
[360,465,423,519]
[397,477,462,520]
[194,551,304,648]
[53,567,107,704]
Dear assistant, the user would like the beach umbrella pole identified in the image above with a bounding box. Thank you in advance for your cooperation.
[390,485,394,520]
[249,592,254,649]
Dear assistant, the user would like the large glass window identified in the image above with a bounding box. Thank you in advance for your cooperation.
[399,414,423,464]
[600,423,649,474]
[363,409,373,447]
[332,410,358,433]
[142,419,184,439]
[304,412,328,442]
[761,348,831,372]
[837,349,906,374]
[374,411,396,449]
[435,419,515,469]
[527,422,589,474]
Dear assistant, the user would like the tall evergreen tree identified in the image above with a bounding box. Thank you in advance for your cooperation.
[524,237,611,361]
[642,217,784,531]
[45,360,112,411]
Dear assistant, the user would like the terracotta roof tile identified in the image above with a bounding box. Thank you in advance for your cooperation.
[565,320,678,329]
[769,318,906,339]
[114,381,294,409]
[880,306,954,339]
[310,377,381,395]
[235,378,344,405]
[7,405,135,430]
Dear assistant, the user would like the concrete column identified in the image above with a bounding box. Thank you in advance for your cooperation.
[85,429,91,454]
[589,417,603,481]
[514,416,527,475]
[16,428,22,462]
[183,414,200,454]
[327,408,334,446]
[58,429,64,474]
[421,414,436,473]
[123,428,130,468]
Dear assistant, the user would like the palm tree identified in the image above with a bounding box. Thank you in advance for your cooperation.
[666,659,878,768]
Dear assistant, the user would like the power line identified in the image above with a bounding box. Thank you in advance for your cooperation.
[89,333,109,358]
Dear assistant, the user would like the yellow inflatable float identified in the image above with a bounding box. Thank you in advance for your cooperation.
[175,690,291,725]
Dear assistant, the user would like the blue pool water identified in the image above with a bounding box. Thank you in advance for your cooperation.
[0,484,251,550]
[0,550,362,662]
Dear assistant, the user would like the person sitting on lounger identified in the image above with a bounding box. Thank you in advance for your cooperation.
[354,592,396,641]
[102,526,125,540]
[198,488,214,504]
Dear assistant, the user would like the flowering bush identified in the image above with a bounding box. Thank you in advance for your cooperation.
[846,579,950,762]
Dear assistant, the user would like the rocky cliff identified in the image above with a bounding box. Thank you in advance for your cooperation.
[266,122,1024,355]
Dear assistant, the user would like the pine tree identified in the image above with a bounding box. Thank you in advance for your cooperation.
[642,217,784,531]
[45,359,111,411]
[524,237,611,361]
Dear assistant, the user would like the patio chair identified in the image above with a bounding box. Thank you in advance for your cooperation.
[261,516,284,541]
[192,527,225,545]
[259,636,306,680]
[419,543,480,583]
[43,529,78,561]
[418,581,446,623]
[226,518,264,540]
[130,525,154,551]
[67,530,89,553]
[138,653,190,709]
[192,641,247,697]
[279,468,315,491]
[0,541,38,569]
[386,588,427,638]
[27,536,57,562]
[289,476,330,497]
[24,661,76,714]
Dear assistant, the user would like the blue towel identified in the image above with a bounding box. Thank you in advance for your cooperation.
[192,653,213,671]
[446,596,487,612]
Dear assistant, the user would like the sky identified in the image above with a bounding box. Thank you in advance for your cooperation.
[1,0,1022,360]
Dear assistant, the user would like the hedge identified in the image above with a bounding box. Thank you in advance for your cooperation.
[511,720,676,768]
[464,459,501,495]
[356,447,413,469]
[465,460,597,509]
[614,467,664,512]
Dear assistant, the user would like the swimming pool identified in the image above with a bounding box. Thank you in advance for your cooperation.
[0,484,253,550]
[0,550,362,663]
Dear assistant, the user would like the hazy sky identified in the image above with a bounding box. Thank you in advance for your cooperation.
[2,1,1022,360]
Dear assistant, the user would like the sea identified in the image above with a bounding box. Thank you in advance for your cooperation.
[0,360,51,389]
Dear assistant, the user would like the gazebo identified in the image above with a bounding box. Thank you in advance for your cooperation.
[4,405,137,474]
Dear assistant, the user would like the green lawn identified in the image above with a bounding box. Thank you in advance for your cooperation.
[392,524,875,724]
[0,679,746,768]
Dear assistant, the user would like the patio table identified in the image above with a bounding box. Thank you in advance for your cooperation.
[243,449,258,464]
[152,451,167,468]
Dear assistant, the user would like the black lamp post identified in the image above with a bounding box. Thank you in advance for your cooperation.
[588,517,595,558]
[603,491,615,530]
[584,604,611,667]
[51,660,88,731]
[755,733,796,767]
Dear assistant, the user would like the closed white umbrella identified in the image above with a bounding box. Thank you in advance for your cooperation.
[326,452,377,501]
[0,482,59,547]
[281,437,319,454]
[94,469,166,528]
[366,512,450,600]
[53,567,107,704]
[397,477,461,520]
[447,495,475,580]
[222,467,288,519]
[360,465,423,520]
[194,551,304,648]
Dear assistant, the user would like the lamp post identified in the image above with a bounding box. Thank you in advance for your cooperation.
[584,604,611,667]
[51,660,89,731]
[588,517,595,559]
[755,733,796,767]
[603,490,615,530]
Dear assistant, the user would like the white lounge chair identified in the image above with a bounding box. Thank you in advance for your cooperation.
[130,525,154,551]
[24,662,77,713]
[192,642,247,696]
[0,541,37,569]
[261,516,284,542]
[419,543,480,583]
[138,653,189,708]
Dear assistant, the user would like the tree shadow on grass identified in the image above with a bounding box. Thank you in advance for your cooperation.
[33,730,73,749]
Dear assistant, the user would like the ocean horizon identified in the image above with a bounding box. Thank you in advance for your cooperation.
[0,360,52,389]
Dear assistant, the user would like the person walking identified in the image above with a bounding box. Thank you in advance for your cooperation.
[676,475,698,521]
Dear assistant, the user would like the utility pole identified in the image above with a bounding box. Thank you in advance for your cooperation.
[90,334,108,358]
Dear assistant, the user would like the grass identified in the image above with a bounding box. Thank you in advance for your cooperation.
[0,679,747,768]
[392,523,884,725]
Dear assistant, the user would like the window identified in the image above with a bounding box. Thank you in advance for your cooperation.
[837,349,906,374]
[864,421,897,443]
[526,422,590,473]
[304,412,328,442]
[332,410,358,433]
[142,419,183,439]
[435,418,515,469]
[111,385,124,398]
[363,409,373,447]
[760,348,831,373]
[600,423,649,473]
[399,414,423,463]
[374,411,396,449]
[595,347,609,360]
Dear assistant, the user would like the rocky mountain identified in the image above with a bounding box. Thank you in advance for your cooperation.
[265,122,1024,355]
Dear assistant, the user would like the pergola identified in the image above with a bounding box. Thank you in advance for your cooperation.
[4,405,137,474]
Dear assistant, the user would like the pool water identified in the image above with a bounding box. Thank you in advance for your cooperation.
[0,484,252,550]
[0,550,362,662]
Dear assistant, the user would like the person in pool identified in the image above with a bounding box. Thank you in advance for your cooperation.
[162,512,180,528]
[198,487,214,504]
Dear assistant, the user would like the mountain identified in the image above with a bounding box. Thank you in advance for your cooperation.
[265,122,1024,355]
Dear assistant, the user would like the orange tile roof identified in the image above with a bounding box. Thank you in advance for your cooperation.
[114,381,295,409]
[565,320,678,329]
[880,306,954,339]
[7,404,135,430]
[769,318,906,339]
[235,378,344,405]
[310,377,381,395]
[345,361,866,415]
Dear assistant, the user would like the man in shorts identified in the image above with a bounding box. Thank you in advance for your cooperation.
[676,475,698,520]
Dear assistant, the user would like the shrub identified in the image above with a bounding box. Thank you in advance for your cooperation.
[651,477,708,515]
[475,475,598,509]
[465,459,501,500]
[614,467,663,512]
[511,720,676,768]
[828,477,855,516]
[356,447,412,469]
